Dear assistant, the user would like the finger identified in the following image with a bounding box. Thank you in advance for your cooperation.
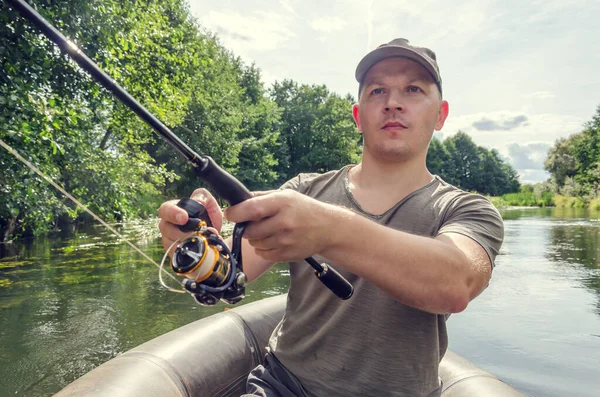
[253,247,285,263]
[190,188,223,231]
[158,219,188,242]
[161,236,175,252]
[224,193,281,223]
[248,235,278,251]
[243,215,282,241]
[157,199,188,225]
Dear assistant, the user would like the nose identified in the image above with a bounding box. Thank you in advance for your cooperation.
[384,90,404,113]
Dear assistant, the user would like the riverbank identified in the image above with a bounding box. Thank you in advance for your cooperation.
[488,193,600,210]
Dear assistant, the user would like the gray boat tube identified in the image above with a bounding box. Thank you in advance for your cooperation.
[53,295,523,396]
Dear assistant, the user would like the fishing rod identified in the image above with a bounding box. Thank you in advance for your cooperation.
[6,0,353,304]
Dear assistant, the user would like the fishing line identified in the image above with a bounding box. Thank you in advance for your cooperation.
[0,137,185,292]
[5,0,354,302]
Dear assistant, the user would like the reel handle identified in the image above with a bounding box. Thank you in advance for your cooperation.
[176,198,213,232]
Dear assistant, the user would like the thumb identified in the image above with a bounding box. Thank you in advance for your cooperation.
[190,188,223,232]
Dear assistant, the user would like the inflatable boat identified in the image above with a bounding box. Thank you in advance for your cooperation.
[53,295,524,396]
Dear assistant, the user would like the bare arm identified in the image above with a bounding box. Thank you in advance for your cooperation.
[319,207,491,314]
[225,189,493,315]
[225,236,275,283]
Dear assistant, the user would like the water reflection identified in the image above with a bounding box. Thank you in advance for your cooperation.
[547,222,600,316]
[0,222,289,396]
[448,207,600,397]
[500,207,600,315]
[1,210,600,396]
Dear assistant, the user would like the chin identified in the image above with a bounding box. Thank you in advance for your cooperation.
[370,146,413,162]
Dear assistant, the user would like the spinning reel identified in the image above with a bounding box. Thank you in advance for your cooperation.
[165,198,247,306]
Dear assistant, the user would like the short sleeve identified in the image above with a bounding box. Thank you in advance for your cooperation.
[279,175,302,191]
[437,194,504,267]
[278,173,321,193]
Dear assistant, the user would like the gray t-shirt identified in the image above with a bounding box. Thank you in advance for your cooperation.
[267,166,504,397]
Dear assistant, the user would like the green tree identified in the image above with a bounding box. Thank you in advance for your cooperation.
[270,81,361,184]
[1,0,214,240]
[443,132,483,191]
[429,132,519,195]
[545,136,577,188]
[544,105,600,196]
[572,107,600,193]
[426,137,449,176]
[235,65,281,190]
[479,149,519,196]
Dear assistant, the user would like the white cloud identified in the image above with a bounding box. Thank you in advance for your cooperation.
[311,16,347,33]
[279,0,296,14]
[197,10,296,57]
[260,69,283,87]
[186,0,600,183]
[519,169,551,185]
[527,91,556,100]
[366,1,374,50]
[507,142,551,170]
[442,111,586,183]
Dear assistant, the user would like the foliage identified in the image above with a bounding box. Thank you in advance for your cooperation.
[426,138,449,176]
[270,80,361,185]
[545,105,600,196]
[589,198,600,210]
[427,132,520,195]
[553,195,587,208]
[1,0,525,241]
[0,0,363,240]
[0,0,199,240]
[487,195,509,208]
[501,192,539,207]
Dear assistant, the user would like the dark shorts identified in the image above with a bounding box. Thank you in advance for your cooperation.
[242,353,443,397]
[242,353,307,397]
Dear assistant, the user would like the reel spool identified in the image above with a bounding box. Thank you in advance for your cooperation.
[171,234,231,288]
[169,198,247,306]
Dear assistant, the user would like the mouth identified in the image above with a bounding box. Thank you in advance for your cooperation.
[382,121,408,131]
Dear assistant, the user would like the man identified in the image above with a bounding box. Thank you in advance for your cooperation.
[158,38,504,397]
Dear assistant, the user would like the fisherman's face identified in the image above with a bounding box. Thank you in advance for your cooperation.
[352,57,449,163]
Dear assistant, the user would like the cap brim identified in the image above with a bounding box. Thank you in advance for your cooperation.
[355,46,439,85]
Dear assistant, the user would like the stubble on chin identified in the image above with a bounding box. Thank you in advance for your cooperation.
[364,139,412,162]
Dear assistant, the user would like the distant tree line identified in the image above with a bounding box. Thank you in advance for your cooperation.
[0,0,519,241]
[542,106,600,198]
[427,132,520,196]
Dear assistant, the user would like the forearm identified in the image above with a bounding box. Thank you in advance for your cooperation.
[225,236,275,283]
[319,206,483,314]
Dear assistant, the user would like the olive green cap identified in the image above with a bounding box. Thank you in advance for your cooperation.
[355,38,442,95]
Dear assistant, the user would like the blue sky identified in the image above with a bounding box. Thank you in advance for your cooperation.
[187,0,600,184]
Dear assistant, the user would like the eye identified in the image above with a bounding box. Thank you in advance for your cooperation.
[407,85,423,94]
[371,87,385,95]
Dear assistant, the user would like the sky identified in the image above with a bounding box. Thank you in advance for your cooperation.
[187,0,600,184]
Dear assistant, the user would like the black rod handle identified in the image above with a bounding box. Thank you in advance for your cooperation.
[193,157,252,205]
[305,257,353,300]
[315,264,353,300]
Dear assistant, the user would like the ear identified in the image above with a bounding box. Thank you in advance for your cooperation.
[352,104,362,132]
[434,100,449,131]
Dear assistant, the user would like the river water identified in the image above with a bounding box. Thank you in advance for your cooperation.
[0,207,599,396]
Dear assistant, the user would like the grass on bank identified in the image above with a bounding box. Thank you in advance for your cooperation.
[488,193,600,209]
